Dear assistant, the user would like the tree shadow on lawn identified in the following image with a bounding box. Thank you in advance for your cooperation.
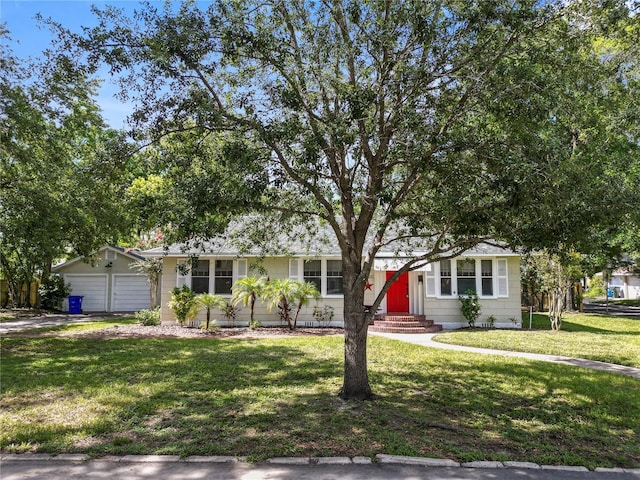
[2,336,639,467]
[526,313,640,335]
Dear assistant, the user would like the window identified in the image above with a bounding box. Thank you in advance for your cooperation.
[290,258,344,296]
[440,259,452,296]
[304,260,322,292]
[481,260,493,296]
[457,259,476,294]
[426,258,510,298]
[215,260,233,294]
[326,260,343,294]
[191,260,210,293]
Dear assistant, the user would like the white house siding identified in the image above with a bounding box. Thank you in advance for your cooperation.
[159,254,522,329]
[423,256,522,329]
[629,276,640,299]
[160,257,345,327]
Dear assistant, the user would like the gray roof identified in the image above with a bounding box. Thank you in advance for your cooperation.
[141,218,518,259]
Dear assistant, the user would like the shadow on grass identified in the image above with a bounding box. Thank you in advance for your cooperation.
[520,313,640,335]
[1,335,639,468]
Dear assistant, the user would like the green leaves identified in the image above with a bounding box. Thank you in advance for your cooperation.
[1,31,132,306]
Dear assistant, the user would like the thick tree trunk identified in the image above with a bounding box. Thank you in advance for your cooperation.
[339,263,373,400]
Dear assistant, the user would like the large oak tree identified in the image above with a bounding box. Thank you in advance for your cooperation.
[58,0,639,398]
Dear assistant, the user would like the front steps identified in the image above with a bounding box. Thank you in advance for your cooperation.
[369,314,443,334]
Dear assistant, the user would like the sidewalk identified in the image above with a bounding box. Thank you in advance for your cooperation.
[2,454,639,480]
[369,332,640,380]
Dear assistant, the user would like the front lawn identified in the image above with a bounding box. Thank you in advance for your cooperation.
[434,312,640,367]
[1,330,639,469]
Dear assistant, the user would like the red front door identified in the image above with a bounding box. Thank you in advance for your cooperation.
[386,271,409,313]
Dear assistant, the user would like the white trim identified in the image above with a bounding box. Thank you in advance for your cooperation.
[237,259,247,278]
[497,258,509,298]
[289,258,344,297]
[176,259,191,288]
[53,245,144,271]
[427,257,506,299]
[289,258,299,279]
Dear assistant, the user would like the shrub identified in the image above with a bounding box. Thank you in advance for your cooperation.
[585,274,606,298]
[219,301,241,327]
[38,274,71,311]
[135,308,160,326]
[459,290,481,327]
[167,286,199,325]
[313,305,335,327]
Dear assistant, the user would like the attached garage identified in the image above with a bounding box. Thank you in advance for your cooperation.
[65,274,108,312]
[53,246,158,313]
[112,274,150,311]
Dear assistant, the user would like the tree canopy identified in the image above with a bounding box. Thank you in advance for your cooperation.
[54,0,640,398]
[0,27,132,306]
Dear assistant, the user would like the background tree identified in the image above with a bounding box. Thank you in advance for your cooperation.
[58,0,640,399]
[130,258,163,309]
[0,28,131,307]
[523,251,585,329]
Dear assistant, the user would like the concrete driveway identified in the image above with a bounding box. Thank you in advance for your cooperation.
[0,312,131,335]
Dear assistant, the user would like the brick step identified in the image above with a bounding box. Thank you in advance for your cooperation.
[370,320,435,328]
[375,314,426,323]
[369,324,443,334]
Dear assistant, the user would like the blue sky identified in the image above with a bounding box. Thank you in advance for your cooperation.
[0,1,163,128]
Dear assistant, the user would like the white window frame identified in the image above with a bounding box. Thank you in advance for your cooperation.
[425,257,509,299]
[289,258,344,297]
[176,258,245,297]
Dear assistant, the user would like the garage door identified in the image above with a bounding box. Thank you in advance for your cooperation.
[112,275,150,312]
[65,275,108,312]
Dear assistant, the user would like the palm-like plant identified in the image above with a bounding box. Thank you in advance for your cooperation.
[262,278,299,330]
[232,276,266,329]
[292,281,320,329]
[196,293,226,330]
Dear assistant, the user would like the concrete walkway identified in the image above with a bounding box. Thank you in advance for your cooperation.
[369,332,640,380]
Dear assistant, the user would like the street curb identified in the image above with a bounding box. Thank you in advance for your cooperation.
[1,453,639,473]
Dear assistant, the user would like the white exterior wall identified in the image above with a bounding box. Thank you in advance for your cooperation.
[160,255,523,329]
[629,276,640,299]
[610,274,640,299]
[423,256,522,329]
[161,256,345,327]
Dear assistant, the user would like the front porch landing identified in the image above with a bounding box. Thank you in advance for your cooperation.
[369,314,443,334]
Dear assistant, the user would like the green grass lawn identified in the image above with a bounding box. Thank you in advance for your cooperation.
[1,328,639,468]
[434,312,640,368]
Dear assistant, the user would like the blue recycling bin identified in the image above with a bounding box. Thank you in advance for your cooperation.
[68,295,84,314]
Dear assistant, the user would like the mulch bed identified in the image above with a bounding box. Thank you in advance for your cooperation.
[6,324,344,339]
